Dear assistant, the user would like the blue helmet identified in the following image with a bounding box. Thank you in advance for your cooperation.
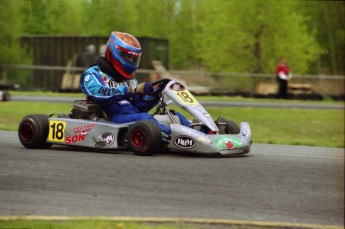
[105,31,142,79]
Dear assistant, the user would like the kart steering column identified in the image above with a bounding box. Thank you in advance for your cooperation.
[158,91,176,124]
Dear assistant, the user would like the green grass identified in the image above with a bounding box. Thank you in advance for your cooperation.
[197,95,344,104]
[12,91,85,97]
[0,102,72,131]
[1,99,344,148]
[0,218,310,229]
[0,220,208,229]
[11,90,344,104]
[171,105,343,148]
[205,107,344,147]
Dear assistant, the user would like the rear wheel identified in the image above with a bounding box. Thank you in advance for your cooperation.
[18,114,52,149]
[216,117,240,134]
[126,121,162,156]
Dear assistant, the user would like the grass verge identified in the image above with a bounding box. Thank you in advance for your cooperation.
[11,91,344,104]
[0,220,201,229]
[1,217,340,229]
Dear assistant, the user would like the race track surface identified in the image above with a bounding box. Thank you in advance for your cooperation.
[0,130,344,227]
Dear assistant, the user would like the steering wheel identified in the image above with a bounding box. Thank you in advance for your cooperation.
[152,78,171,96]
[141,78,171,101]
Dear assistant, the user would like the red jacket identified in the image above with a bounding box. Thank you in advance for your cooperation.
[276,63,290,76]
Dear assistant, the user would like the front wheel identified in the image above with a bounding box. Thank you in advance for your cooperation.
[18,114,52,149]
[216,117,240,134]
[126,121,162,156]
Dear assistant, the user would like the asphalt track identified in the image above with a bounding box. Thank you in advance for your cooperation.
[0,130,343,228]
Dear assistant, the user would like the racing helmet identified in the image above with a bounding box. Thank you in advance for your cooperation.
[105,31,142,79]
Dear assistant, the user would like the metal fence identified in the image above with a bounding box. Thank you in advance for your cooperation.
[20,35,169,69]
[18,35,169,90]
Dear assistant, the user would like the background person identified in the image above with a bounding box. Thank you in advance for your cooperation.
[276,58,293,99]
[76,44,97,72]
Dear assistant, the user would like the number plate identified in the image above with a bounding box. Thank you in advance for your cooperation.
[48,120,66,143]
[173,90,199,105]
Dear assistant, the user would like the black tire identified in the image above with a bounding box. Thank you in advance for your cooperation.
[18,114,52,149]
[217,118,240,134]
[126,120,162,156]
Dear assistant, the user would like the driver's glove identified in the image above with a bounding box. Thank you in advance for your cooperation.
[128,82,154,95]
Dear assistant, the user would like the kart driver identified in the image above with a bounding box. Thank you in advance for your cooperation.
[80,31,191,136]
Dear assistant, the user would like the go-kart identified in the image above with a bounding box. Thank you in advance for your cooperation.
[18,79,252,156]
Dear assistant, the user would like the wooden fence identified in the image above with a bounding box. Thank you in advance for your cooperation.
[1,64,344,100]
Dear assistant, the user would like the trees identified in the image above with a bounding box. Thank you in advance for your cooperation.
[297,1,345,75]
[22,0,85,34]
[168,0,200,69]
[0,0,25,65]
[185,0,322,74]
[84,0,175,37]
[0,0,343,75]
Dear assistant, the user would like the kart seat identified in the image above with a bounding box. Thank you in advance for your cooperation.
[74,99,103,112]
[70,99,105,120]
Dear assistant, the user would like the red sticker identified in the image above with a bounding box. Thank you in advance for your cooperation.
[226,141,234,150]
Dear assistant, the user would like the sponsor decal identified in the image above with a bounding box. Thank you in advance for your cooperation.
[66,131,87,144]
[108,79,130,88]
[174,135,196,149]
[170,83,184,91]
[72,123,96,133]
[225,141,234,150]
[118,100,130,105]
[116,45,141,56]
[94,132,115,148]
[85,75,90,81]
[98,86,117,96]
[214,136,241,150]
[197,136,212,144]
[66,124,94,144]
[97,79,132,95]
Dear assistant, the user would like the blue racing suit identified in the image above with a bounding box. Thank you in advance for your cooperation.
[80,57,190,134]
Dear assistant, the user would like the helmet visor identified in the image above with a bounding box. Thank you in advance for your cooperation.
[116,44,141,66]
